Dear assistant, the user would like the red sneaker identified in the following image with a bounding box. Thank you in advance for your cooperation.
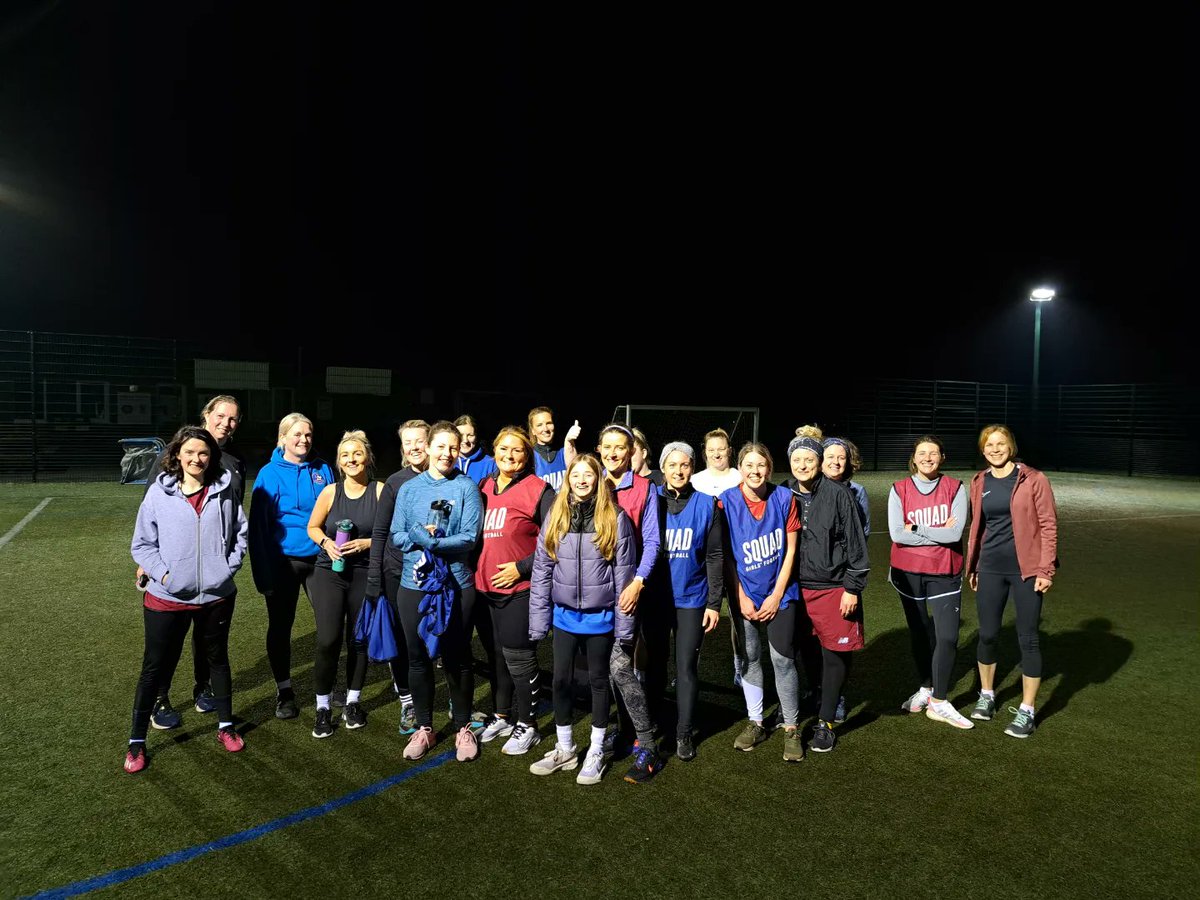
[217,726,245,753]
[124,744,147,774]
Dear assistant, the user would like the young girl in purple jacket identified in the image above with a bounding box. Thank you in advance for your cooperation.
[528,454,637,785]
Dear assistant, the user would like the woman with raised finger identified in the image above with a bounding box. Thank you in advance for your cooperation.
[305,430,384,738]
[476,426,555,756]
[249,413,335,720]
[658,441,724,761]
[527,406,581,492]
[888,435,971,728]
[720,442,803,763]
[965,425,1059,739]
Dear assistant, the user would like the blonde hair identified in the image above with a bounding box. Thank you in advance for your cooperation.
[336,429,375,478]
[527,406,553,433]
[397,418,429,440]
[542,454,619,562]
[201,394,239,420]
[978,424,1018,457]
[794,424,824,440]
[631,427,651,459]
[491,425,534,474]
[277,412,314,448]
[704,428,731,448]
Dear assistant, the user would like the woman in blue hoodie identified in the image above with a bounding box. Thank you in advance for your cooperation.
[125,426,248,773]
[249,412,335,720]
[390,421,484,763]
[454,414,498,484]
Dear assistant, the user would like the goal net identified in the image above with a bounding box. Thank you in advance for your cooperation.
[609,405,760,468]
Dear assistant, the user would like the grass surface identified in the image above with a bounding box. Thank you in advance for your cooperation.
[1,472,1197,899]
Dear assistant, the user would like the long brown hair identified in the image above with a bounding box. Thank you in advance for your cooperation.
[542,454,619,562]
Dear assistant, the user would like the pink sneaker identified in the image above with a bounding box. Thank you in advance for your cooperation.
[217,726,245,752]
[123,744,147,774]
[404,726,436,760]
[455,725,479,762]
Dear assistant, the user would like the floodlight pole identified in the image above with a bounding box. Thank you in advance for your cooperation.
[1029,288,1055,445]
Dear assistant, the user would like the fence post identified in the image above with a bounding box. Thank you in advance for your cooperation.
[28,331,38,483]
[1128,384,1137,477]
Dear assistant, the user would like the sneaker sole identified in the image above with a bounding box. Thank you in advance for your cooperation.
[398,726,417,735]
[502,738,541,756]
[312,729,334,739]
[809,744,835,753]
[1004,728,1034,738]
[480,729,514,744]
[580,768,606,785]
[150,718,179,731]
[342,718,366,730]
[926,708,975,730]
[530,757,578,775]
[970,711,994,721]
[276,709,299,720]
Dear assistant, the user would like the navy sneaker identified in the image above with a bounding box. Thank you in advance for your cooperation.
[623,745,664,784]
[276,689,299,720]
[810,720,837,753]
[193,686,216,714]
[151,698,181,730]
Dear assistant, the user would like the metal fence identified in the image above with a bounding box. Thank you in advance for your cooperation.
[838,379,1199,477]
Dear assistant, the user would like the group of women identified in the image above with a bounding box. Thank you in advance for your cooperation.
[123,399,1059,779]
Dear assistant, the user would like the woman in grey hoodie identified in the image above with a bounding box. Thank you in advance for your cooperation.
[124,426,248,773]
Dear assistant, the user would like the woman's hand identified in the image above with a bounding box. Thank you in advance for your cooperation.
[839,591,859,617]
[407,524,435,548]
[1034,576,1053,594]
[968,572,978,591]
[738,587,758,622]
[323,539,344,561]
[944,515,958,529]
[340,538,371,556]
[757,593,780,623]
[618,578,643,615]
[492,561,521,589]
[702,609,720,633]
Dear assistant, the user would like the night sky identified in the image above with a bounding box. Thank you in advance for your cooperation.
[2,2,1196,401]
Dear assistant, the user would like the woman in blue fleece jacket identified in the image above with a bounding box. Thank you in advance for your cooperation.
[124,426,248,773]
[389,420,484,762]
[249,412,335,720]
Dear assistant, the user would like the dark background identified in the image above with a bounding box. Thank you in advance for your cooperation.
[2,2,1195,431]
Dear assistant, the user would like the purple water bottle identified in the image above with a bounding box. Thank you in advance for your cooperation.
[331,519,354,573]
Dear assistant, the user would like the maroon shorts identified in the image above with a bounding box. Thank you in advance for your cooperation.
[802,587,865,652]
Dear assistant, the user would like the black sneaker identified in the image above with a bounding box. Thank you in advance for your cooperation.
[623,745,664,784]
[676,733,696,762]
[151,698,181,730]
[276,689,299,720]
[342,702,367,730]
[810,719,837,753]
[193,686,217,714]
[312,707,335,738]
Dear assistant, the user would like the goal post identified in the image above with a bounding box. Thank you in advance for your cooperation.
[609,404,760,465]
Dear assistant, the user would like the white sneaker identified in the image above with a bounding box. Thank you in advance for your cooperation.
[902,687,932,713]
[575,747,606,785]
[501,723,541,756]
[926,699,975,730]
[529,743,578,776]
[480,716,514,743]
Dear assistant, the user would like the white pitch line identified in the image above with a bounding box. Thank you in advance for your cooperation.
[0,498,53,550]
[1070,512,1200,524]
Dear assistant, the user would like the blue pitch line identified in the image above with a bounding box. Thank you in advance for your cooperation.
[25,751,456,899]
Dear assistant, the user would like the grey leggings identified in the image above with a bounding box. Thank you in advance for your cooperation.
[610,640,656,745]
[730,601,800,726]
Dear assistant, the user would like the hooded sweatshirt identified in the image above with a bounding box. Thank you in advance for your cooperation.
[249,446,335,593]
[132,468,248,606]
[456,445,499,485]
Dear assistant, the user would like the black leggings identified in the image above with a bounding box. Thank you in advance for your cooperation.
[820,647,852,724]
[673,606,707,736]
[552,629,613,730]
[892,569,963,699]
[308,565,369,696]
[265,556,315,686]
[396,583,475,730]
[975,572,1044,678]
[157,590,235,700]
[466,586,498,712]
[383,569,411,694]
[485,589,539,723]
[131,598,236,741]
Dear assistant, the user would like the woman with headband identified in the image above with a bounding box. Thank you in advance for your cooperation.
[658,441,724,761]
[786,429,869,754]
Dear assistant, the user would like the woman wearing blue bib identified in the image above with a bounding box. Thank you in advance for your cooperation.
[658,442,724,762]
[719,442,804,763]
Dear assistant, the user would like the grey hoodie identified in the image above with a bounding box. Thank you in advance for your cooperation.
[132,469,249,606]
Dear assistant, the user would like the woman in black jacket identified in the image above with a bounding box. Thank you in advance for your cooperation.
[785,431,870,753]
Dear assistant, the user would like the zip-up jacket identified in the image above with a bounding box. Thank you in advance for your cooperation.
[785,475,870,593]
[966,463,1058,582]
[456,445,499,485]
[528,499,637,643]
[389,469,484,591]
[249,447,335,593]
[132,469,248,605]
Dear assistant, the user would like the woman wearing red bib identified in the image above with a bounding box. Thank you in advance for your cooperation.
[888,435,972,729]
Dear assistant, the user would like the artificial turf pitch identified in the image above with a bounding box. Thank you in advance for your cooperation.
[1,472,1197,899]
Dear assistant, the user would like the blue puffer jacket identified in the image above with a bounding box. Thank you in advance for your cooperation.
[132,469,249,605]
[528,498,637,642]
